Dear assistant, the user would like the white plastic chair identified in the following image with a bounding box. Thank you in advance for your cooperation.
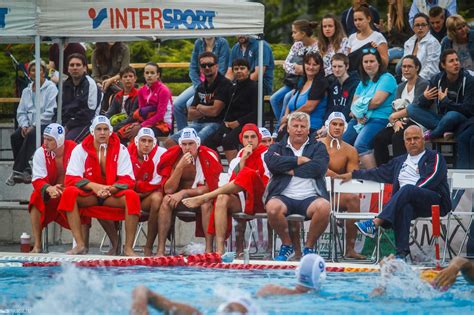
[330,178,385,264]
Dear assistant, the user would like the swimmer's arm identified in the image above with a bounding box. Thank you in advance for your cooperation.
[435,257,474,287]
[163,166,185,195]
[326,169,338,178]
[346,146,360,173]
[131,286,202,315]
[256,284,310,297]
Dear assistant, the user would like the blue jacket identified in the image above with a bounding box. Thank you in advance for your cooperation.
[352,149,451,214]
[264,137,329,203]
[189,37,230,88]
[440,29,474,66]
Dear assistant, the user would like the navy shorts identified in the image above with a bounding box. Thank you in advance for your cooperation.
[273,195,319,219]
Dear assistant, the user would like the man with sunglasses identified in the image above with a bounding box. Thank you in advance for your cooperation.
[165,52,232,148]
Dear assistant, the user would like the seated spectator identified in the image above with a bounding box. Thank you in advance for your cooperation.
[166,52,232,148]
[316,15,350,78]
[407,49,473,140]
[48,43,86,84]
[209,59,258,162]
[373,55,429,165]
[173,37,230,131]
[105,66,139,138]
[402,13,441,81]
[182,124,269,255]
[277,52,329,138]
[347,4,389,71]
[58,116,140,256]
[320,112,364,259]
[127,127,167,256]
[341,0,381,36]
[409,0,456,26]
[60,53,101,142]
[270,20,318,135]
[342,49,397,169]
[226,36,274,96]
[28,124,79,253]
[381,0,413,62]
[340,125,451,259]
[441,15,474,72]
[6,60,57,186]
[120,62,173,142]
[429,6,448,42]
[265,112,330,261]
[156,128,222,256]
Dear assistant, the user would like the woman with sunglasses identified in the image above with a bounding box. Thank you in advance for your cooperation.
[441,15,474,71]
[402,12,441,80]
[342,49,397,169]
[347,5,389,72]
[277,52,328,138]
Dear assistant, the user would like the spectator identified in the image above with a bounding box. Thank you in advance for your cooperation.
[407,49,473,140]
[226,36,274,96]
[60,53,101,142]
[105,66,139,138]
[265,112,330,261]
[270,20,318,135]
[48,43,86,83]
[409,0,457,26]
[340,125,451,259]
[91,42,130,92]
[166,52,232,148]
[402,13,441,80]
[341,0,381,36]
[347,5,389,72]
[441,15,474,71]
[342,48,397,169]
[209,59,258,162]
[429,6,448,42]
[173,37,230,131]
[316,15,350,78]
[380,0,413,62]
[278,52,329,138]
[6,60,57,186]
[373,55,429,165]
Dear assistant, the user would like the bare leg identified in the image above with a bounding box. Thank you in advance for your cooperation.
[289,221,302,259]
[142,192,163,256]
[201,202,214,253]
[182,181,243,209]
[66,202,87,255]
[305,198,330,249]
[214,194,241,254]
[224,150,238,163]
[82,224,90,254]
[266,198,291,245]
[235,220,246,256]
[29,207,42,253]
[157,195,173,256]
[340,193,365,259]
[98,219,119,255]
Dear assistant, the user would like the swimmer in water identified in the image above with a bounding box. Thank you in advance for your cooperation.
[434,256,474,288]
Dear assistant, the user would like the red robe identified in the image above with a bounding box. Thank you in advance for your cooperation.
[58,133,140,220]
[208,144,269,237]
[157,145,222,237]
[29,140,77,229]
[128,142,166,194]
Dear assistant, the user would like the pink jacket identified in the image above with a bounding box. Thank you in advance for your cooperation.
[138,80,173,128]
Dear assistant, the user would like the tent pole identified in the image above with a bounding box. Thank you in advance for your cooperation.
[57,38,64,124]
[257,37,264,127]
[34,35,41,147]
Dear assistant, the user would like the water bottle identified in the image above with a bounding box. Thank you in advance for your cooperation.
[20,232,31,253]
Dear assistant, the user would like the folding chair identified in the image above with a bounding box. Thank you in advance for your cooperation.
[443,172,474,262]
[271,214,307,259]
[230,212,261,257]
[330,178,385,264]
[169,209,197,255]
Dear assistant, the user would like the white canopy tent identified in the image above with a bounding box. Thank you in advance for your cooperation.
[0,0,266,145]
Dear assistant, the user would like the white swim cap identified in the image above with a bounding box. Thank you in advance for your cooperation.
[43,123,65,147]
[178,128,200,147]
[259,127,272,139]
[325,112,347,131]
[89,115,113,136]
[216,296,260,315]
[134,127,157,147]
[295,254,326,290]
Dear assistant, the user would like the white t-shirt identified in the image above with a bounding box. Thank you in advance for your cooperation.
[398,150,425,187]
[401,83,415,103]
[348,31,387,52]
[281,138,322,200]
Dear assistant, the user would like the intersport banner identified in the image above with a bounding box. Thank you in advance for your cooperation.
[38,0,265,40]
[0,1,36,40]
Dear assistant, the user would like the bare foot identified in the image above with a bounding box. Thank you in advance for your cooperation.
[182,196,206,208]
[143,247,154,257]
[106,246,119,256]
[155,251,165,257]
[30,246,42,253]
[345,249,366,260]
[67,245,87,255]
[124,247,139,257]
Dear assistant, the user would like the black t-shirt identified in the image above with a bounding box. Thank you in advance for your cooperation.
[223,78,258,125]
[192,73,232,123]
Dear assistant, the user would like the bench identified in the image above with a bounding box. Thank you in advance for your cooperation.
[429,138,457,168]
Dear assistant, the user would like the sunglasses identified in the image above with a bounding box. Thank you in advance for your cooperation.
[200,62,216,69]
[362,47,377,54]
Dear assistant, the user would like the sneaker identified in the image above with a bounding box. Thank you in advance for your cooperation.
[5,173,16,186]
[303,247,315,256]
[355,220,377,238]
[423,130,431,141]
[274,244,295,261]
[443,132,454,141]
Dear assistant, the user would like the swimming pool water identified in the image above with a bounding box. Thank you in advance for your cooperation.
[0,263,473,314]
